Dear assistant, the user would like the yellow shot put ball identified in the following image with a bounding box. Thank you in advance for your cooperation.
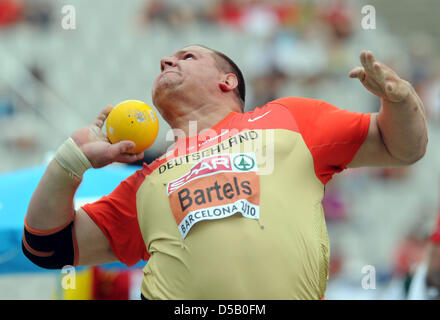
[106,100,159,154]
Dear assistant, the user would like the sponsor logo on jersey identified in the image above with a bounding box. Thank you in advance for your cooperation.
[248,110,272,122]
[158,130,259,175]
[167,153,260,239]
[167,153,257,195]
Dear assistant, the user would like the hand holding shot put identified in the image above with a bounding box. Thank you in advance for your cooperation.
[71,105,145,169]
[23,100,157,266]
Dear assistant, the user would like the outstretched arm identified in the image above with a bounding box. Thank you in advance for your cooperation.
[347,51,428,168]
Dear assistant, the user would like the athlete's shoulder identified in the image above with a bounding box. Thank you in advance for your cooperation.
[236,99,300,131]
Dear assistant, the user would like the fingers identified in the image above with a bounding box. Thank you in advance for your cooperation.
[349,66,367,83]
[116,152,145,164]
[93,105,113,129]
[114,140,136,154]
[360,50,375,73]
[108,140,144,163]
[360,50,384,78]
[355,50,410,102]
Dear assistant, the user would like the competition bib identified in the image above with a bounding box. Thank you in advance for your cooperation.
[167,153,260,239]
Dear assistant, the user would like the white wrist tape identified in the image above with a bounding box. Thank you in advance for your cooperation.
[55,138,92,180]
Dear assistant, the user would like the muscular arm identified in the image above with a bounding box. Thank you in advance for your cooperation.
[24,106,144,267]
[347,51,428,168]
[75,208,117,265]
[25,159,117,265]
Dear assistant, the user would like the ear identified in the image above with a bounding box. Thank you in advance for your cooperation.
[219,73,238,93]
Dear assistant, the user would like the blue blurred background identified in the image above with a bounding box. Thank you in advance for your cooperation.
[0,0,439,299]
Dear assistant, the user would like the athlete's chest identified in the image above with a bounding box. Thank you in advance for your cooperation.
[136,127,315,243]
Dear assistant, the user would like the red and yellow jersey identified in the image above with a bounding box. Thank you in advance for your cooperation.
[82,97,370,299]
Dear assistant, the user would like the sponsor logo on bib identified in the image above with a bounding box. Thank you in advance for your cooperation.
[167,153,260,239]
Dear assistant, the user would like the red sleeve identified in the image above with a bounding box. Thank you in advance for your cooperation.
[273,97,371,184]
[81,168,150,266]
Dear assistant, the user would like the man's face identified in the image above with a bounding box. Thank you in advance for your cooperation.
[152,46,223,110]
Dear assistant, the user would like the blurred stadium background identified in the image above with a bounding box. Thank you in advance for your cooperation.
[0,0,439,299]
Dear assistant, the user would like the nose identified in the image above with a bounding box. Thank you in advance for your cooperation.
[160,56,177,72]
